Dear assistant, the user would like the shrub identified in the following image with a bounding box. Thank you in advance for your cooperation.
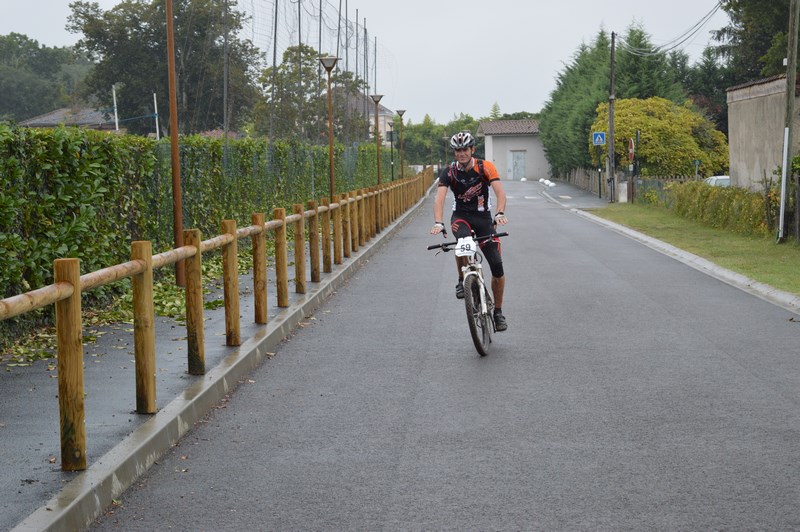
[664,181,770,237]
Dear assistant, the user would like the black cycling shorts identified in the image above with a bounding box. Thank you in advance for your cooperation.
[449,211,504,278]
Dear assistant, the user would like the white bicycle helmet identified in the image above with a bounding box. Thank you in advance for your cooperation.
[450,131,475,150]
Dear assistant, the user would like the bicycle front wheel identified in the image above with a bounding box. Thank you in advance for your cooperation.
[463,275,492,356]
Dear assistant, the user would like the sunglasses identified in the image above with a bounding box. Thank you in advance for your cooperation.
[453,147,470,152]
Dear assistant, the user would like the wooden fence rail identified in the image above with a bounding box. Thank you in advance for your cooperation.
[0,168,432,472]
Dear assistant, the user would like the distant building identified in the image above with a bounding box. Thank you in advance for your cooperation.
[337,89,394,146]
[726,74,800,191]
[476,119,549,180]
[19,106,118,132]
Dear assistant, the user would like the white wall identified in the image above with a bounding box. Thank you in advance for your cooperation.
[483,134,550,180]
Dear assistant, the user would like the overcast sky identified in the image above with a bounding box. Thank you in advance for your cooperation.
[1,0,730,125]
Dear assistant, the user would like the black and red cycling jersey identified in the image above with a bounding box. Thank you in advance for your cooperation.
[437,157,500,214]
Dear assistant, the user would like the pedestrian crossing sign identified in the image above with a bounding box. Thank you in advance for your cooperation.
[592,132,606,146]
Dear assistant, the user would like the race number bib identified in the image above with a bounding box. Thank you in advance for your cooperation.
[454,236,477,257]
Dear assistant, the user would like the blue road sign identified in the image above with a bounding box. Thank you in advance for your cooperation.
[593,132,606,146]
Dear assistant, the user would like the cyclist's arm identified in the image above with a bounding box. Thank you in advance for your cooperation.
[490,179,506,215]
[433,185,448,224]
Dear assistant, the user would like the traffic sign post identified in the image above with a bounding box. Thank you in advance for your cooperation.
[593,132,606,146]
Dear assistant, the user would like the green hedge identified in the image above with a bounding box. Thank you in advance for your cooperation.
[0,123,394,351]
[664,180,775,237]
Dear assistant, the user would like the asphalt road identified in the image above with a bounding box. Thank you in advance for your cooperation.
[89,180,800,531]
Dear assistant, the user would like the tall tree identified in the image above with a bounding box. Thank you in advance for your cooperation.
[254,44,370,143]
[615,26,687,103]
[591,97,728,177]
[713,0,792,82]
[0,33,82,120]
[540,32,611,175]
[68,0,260,135]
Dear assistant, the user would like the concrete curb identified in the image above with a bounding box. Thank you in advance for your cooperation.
[13,192,431,532]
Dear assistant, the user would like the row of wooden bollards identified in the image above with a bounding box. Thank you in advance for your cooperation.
[0,169,431,471]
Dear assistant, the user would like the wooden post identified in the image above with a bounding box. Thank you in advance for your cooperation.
[341,193,351,258]
[293,204,306,294]
[184,229,205,375]
[252,213,268,324]
[359,189,367,247]
[308,201,321,282]
[350,191,359,253]
[321,198,332,273]
[381,186,387,230]
[131,241,156,414]
[222,220,240,346]
[370,188,377,238]
[375,187,382,235]
[274,208,289,307]
[55,258,86,471]
[391,184,400,222]
[332,197,342,265]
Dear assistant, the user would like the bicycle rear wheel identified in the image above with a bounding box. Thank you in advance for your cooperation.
[463,275,492,356]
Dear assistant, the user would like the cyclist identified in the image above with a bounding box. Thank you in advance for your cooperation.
[430,131,508,331]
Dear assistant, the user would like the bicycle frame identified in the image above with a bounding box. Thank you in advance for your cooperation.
[427,231,507,356]
[462,259,491,321]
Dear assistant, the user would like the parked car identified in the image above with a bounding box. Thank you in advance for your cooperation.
[704,175,730,187]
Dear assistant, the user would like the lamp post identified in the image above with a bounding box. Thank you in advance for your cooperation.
[388,121,394,181]
[370,94,383,184]
[319,56,338,200]
[396,109,405,180]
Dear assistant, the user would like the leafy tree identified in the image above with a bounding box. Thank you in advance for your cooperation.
[401,114,447,166]
[500,111,539,120]
[489,102,501,119]
[253,44,370,144]
[590,97,728,177]
[0,33,82,120]
[68,0,261,135]
[713,0,792,81]
[541,26,705,176]
[540,32,611,175]
[255,44,323,141]
[615,26,687,102]
[683,47,734,134]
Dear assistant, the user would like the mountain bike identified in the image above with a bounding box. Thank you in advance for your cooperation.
[427,231,508,356]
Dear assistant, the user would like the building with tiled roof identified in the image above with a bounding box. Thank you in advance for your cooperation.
[19,107,117,131]
[476,119,549,180]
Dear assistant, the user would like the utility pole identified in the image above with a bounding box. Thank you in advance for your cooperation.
[609,31,616,203]
[789,0,799,240]
[779,0,799,242]
[165,0,185,286]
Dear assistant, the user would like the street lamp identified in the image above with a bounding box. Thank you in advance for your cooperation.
[370,94,383,184]
[319,55,338,200]
[396,109,405,180]
[388,121,394,181]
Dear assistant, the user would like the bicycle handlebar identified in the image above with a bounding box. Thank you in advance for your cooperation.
[426,232,508,251]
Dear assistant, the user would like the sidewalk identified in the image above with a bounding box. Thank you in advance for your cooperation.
[2,190,431,532]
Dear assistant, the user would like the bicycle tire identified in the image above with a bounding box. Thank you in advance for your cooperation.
[463,274,491,356]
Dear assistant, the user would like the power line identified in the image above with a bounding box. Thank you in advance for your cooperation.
[617,1,723,58]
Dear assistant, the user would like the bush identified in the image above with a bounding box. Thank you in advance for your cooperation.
[665,180,770,237]
[0,123,396,352]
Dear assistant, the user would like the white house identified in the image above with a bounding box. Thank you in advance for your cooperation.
[476,119,549,180]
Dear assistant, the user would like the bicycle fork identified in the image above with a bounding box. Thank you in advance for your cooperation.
[462,266,490,316]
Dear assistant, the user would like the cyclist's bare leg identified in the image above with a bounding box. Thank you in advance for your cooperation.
[492,275,505,309]
[455,256,468,279]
